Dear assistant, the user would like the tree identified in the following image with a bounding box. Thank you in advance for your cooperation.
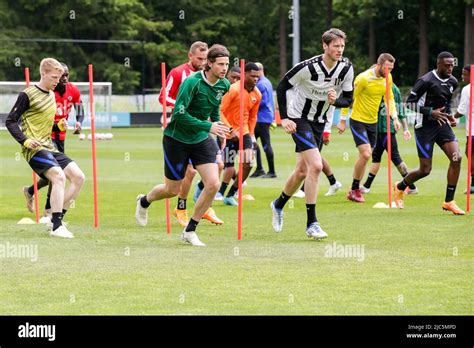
[418,0,429,77]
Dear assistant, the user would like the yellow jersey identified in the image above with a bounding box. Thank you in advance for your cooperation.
[350,68,396,124]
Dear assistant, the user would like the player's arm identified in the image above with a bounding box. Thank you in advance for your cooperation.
[454,87,468,119]
[219,89,234,129]
[248,95,261,136]
[276,62,308,133]
[5,92,39,149]
[406,77,448,125]
[331,65,354,108]
[159,69,180,107]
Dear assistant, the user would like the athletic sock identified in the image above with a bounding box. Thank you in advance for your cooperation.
[274,191,291,210]
[27,186,35,196]
[185,218,199,232]
[351,179,360,191]
[327,174,336,186]
[402,173,416,190]
[177,198,186,210]
[397,180,409,191]
[363,173,376,188]
[227,185,238,198]
[140,195,151,208]
[219,182,228,196]
[45,195,51,210]
[62,209,67,217]
[300,183,305,192]
[197,180,205,190]
[306,204,317,227]
[445,184,456,202]
[471,175,474,187]
[51,212,63,231]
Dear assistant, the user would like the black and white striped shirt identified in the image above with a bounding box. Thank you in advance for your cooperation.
[278,55,354,123]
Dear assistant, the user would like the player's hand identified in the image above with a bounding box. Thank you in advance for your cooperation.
[403,130,411,141]
[73,122,82,134]
[431,107,450,126]
[323,132,330,145]
[281,118,297,134]
[210,122,230,138]
[218,136,226,150]
[23,138,41,150]
[393,118,401,132]
[447,115,457,127]
[336,120,346,134]
[327,89,337,105]
[230,129,239,142]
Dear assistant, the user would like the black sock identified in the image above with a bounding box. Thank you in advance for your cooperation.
[140,195,151,208]
[274,191,291,209]
[27,186,35,196]
[51,212,63,230]
[327,174,336,186]
[363,173,376,188]
[306,204,317,227]
[471,175,474,187]
[397,180,408,191]
[62,209,67,217]
[219,182,228,196]
[402,173,416,190]
[300,183,305,192]
[45,195,51,210]
[197,181,205,190]
[177,198,186,210]
[351,179,360,190]
[445,184,456,202]
[185,218,199,232]
[227,185,238,198]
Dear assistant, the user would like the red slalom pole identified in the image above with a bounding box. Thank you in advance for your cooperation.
[25,68,40,223]
[466,65,473,212]
[161,62,171,234]
[88,64,99,228]
[385,66,393,208]
[237,59,245,240]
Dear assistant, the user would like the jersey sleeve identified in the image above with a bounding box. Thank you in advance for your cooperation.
[159,68,181,107]
[248,92,262,135]
[276,62,309,119]
[5,92,30,145]
[173,79,212,132]
[219,87,234,128]
[406,77,431,116]
[457,86,470,115]
[353,73,368,101]
[342,65,354,92]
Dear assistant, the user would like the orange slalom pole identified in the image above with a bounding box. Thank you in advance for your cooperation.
[385,66,393,208]
[467,65,473,212]
[237,59,245,240]
[161,62,171,234]
[25,68,40,223]
[88,64,99,228]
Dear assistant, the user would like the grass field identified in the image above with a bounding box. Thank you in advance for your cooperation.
[0,127,472,315]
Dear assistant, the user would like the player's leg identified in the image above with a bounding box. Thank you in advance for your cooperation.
[440,139,464,214]
[390,134,417,194]
[136,135,187,226]
[200,149,224,225]
[174,164,196,227]
[43,167,67,232]
[250,123,266,177]
[395,127,435,208]
[223,135,253,206]
[322,154,342,196]
[61,161,85,210]
[466,136,474,193]
[361,133,384,193]
[259,123,276,178]
[219,140,237,204]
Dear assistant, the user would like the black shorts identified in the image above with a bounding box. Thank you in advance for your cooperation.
[350,118,377,148]
[163,135,219,180]
[28,150,73,180]
[414,123,457,159]
[372,132,402,166]
[291,118,325,153]
[223,134,253,167]
[52,138,65,153]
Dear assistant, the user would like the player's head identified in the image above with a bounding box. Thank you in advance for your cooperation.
[322,28,346,62]
[436,51,455,79]
[55,63,70,93]
[227,66,241,84]
[461,65,471,83]
[205,44,230,79]
[255,62,264,77]
[188,41,208,71]
[376,53,396,77]
[244,62,260,90]
[39,58,64,91]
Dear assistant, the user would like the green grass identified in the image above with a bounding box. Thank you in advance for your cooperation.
[0,127,472,315]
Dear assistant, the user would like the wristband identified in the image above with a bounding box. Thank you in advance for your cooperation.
[23,139,32,147]
[57,121,67,132]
